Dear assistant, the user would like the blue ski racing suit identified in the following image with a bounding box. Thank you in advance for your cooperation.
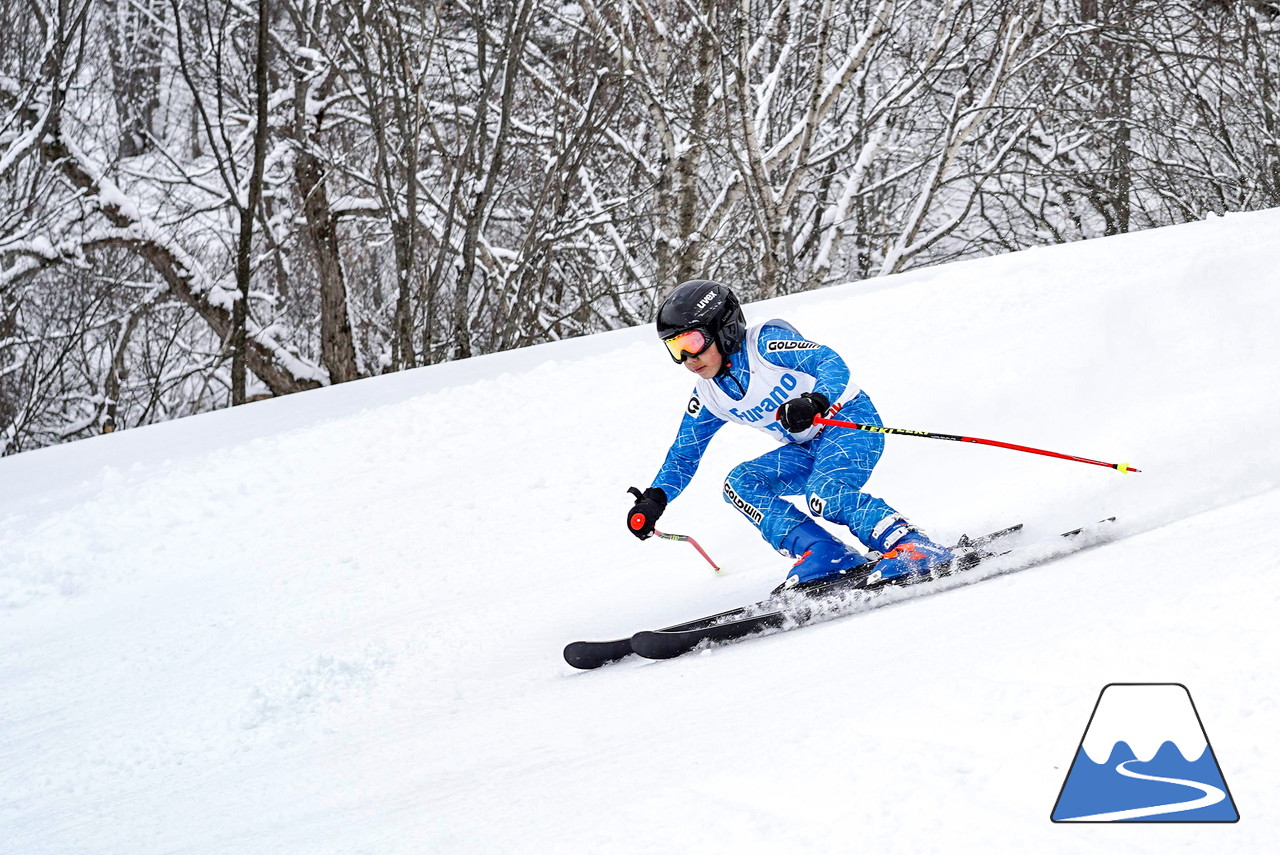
[648,320,916,567]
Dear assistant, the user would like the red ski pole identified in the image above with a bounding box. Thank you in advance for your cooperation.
[814,416,1140,473]
[653,530,722,571]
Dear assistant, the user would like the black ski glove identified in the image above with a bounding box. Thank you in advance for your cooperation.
[776,391,831,433]
[626,486,668,540]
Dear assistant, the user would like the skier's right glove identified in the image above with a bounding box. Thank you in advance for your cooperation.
[626,486,668,540]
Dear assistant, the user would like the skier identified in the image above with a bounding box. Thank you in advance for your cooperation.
[626,279,952,588]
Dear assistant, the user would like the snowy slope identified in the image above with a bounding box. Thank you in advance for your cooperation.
[3,210,1279,853]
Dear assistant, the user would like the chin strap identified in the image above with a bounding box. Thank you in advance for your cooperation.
[716,360,747,397]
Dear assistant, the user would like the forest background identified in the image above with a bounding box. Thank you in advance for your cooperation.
[2,0,1278,454]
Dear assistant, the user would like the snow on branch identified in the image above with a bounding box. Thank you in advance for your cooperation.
[1,79,325,395]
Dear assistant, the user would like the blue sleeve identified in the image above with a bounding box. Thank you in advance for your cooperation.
[757,323,850,401]
[650,393,726,501]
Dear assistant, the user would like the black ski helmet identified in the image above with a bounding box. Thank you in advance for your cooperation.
[656,279,746,358]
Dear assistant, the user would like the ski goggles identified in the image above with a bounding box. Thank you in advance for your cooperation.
[662,328,713,363]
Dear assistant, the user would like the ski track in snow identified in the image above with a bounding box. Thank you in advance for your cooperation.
[1057,759,1227,822]
[3,210,1280,854]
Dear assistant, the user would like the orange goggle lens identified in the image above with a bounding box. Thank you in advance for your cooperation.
[663,329,711,363]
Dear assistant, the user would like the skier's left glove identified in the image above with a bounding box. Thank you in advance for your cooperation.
[776,391,831,433]
[626,486,668,540]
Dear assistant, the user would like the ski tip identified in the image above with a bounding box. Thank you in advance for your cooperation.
[563,640,632,670]
[562,643,600,670]
[1058,517,1117,538]
[629,630,686,660]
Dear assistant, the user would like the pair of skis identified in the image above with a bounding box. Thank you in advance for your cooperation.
[564,519,1113,670]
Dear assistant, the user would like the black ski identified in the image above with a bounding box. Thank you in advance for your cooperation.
[628,518,1114,663]
[630,613,785,660]
[563,606,749,670]
[564,522,1025,670]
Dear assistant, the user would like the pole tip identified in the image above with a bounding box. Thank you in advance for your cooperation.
[1117,462,1140,473]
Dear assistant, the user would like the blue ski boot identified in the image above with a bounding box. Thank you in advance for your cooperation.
[865,515,952,584]
[779,520,870,588]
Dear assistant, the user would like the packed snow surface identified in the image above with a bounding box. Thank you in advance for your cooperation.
[3,210,1278,852]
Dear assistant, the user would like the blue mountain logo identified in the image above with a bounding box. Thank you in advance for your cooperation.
[1051,683,1239,822]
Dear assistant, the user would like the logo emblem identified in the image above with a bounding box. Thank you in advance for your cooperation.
[807,494,826,516]
[722,482,764,524]
[766,340,821,352]
[1051,683,1239,822]
[686,395,702,417]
